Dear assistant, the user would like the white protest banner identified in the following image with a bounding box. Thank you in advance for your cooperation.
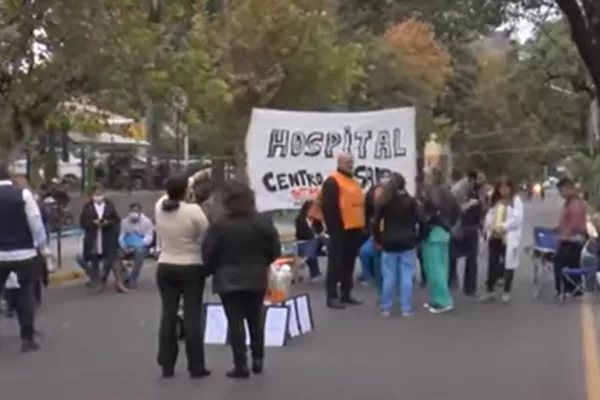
[245,107,416,211]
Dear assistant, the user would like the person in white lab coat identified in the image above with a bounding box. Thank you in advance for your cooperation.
[480,176,524,303]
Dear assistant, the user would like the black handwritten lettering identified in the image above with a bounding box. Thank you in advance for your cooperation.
[374,130,392,159]
[266,129,289,158]
[354,130,371,159]
[289,131,305,157]
[305,131,324,156]
[324,132,342,158]
[262,170,325,192]
[264,126,408,159]
[393,128,407,157]
[354,165,392,189]
[342,126,352,154]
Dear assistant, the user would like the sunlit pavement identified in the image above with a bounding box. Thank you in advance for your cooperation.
[0,195,592,400]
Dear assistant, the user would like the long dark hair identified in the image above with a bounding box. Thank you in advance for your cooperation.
[162,173,188,212]
[222,180,257,217]
[490,175,516,206]
[377,172,407,209]
[299,199,314,218]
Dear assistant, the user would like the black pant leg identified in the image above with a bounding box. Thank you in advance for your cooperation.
[463,228,479,295]
[340,229,362,301]
[101,256,115,283]
[486,238,503,292]
[554,242,584,294]
[221,292,247,367]
[89,255,100,282]
[14,260,37,340]
[34,280,42,305]
[418,248,426,284]
[6,289,19,311]
[242,290,265,362]
[156,265,182,369]
[325,234,342,300]
[448,241,458,287]
[504,269,515,293]
[553,244,565,294]
[181,270,206,373]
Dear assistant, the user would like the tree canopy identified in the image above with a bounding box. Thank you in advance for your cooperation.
[0,0,598,184]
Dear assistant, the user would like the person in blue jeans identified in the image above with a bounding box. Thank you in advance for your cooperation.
[118,203,154,288]
[358,179,387,284]
[372,173,423,317]
[358,236,377,283]
[295,200,325,280]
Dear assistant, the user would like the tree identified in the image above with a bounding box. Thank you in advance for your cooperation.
[451,47,550,178]
[195,0,364,156]
[552,0,600,99]
[339,0,508,41]
[384,19,451,104]
[0,0,156,160]
[509,20,590,146]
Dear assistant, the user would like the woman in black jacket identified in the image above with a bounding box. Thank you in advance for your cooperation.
[202,180,281,379]
[372,173,423,317]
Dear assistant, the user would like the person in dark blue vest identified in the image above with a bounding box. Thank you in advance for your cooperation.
[0,164,49,352]
[13,175,49,306]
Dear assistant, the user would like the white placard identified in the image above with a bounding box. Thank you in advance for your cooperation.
[264,306,289,347]
[295,295,313,334]
[245,108,417,211]
[204,304,228,345]
[285,298,301,338]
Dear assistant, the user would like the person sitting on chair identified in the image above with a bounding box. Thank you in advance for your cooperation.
[119,203,154,289]
[295,199,325,281]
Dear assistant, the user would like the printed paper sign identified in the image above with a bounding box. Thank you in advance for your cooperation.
[245,108,416,211]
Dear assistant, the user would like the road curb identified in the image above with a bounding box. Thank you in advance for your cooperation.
[50,229,83,239]
[47,229,295,288]
[48,269,86,287]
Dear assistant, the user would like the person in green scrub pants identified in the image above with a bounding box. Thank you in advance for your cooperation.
[421,169,460,314]
[421,226,452,312]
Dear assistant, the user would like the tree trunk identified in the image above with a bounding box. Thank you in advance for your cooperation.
[555,0,600,99]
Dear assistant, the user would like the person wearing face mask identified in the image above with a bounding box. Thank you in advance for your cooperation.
[79,183,123,292]
[119,203,154,288]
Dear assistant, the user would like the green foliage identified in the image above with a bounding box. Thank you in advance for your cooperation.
[566,152,600,206]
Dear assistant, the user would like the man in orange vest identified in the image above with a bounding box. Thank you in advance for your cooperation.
[320,153,365,309]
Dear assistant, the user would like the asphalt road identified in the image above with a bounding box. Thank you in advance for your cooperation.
[0,194,594,400]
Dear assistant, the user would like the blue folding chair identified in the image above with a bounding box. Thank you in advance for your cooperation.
[530,226,558,298]
[560,238,600,303]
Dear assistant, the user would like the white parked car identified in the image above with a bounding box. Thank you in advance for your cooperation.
[10,152,83,184]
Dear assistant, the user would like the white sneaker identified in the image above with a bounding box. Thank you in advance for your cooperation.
[401,311,413,318]
[381,311,391,317]
[501,293,511,303]
[428,304,453,314]
[479,292,496,302]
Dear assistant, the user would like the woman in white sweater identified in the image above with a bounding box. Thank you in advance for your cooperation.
[154,173,211,379]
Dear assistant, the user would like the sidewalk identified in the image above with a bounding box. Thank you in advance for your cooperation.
[48,222,296,287]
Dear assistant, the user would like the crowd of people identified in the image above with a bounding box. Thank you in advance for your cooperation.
[0,155,593,384]
[291,155,522,316]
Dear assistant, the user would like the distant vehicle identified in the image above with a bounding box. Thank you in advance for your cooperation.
[10,151,83,187]
[543,176,559,188]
